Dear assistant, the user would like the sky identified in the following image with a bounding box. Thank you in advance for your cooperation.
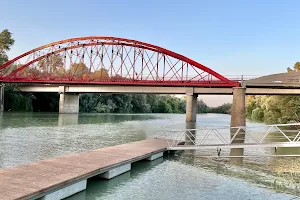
[1,0,300,106]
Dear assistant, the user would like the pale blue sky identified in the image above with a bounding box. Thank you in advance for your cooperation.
[1,0,300,105]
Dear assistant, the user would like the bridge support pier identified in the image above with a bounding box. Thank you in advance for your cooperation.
[186,93,198,122]
[186,93,198,145]
[230,87,246,164]
[59,87,79,114]
[59,93,79,114]
[0,85,4,112]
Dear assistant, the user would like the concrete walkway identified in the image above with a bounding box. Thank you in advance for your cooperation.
[0,138,168,200]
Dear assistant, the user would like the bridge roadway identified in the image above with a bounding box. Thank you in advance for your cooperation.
[0,138,168,200]
[16,84,300,95]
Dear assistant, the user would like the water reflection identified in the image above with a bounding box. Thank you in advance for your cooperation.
[0,113,156,169]
[185,121,196,156]
[58,114,79,126]
[0,112,3,129]
[229,127,245,164]
[265,129,300,173]
[78,113,158,125]
[66,157,165,200]
[66,190,86,200]
[185,121,196,145]
[0,112,159,129]
[229,148,244,164]
[69,158,298,200]
[1,113,299,197]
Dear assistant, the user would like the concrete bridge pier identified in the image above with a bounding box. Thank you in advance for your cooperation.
[186,93,198,122]
[229,87,246,164]
[59,86,79,114]
[0,85,4,112]
[185,93,198,145]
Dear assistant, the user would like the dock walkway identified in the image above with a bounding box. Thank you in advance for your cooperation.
[0,138,168,200]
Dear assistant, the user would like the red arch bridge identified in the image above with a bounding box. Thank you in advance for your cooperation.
[1,36,300,150]
[0,36,299,115]
[0,36,239,87]
[0,36,300,112]
[0,36,245,114]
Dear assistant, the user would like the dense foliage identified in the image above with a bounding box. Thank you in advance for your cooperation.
[79,94,184,113]
[208,103,231,114]
[79,94,230,114]
[246,95,300,124]
[246,62,300,124]
[4,86,231,114]
[4,85,33,111]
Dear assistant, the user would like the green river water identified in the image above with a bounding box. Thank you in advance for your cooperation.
[0,112,299,200]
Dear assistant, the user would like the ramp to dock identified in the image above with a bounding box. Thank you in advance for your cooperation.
[0,138,168,200]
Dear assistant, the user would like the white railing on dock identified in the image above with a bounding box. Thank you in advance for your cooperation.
[163,123,300,150]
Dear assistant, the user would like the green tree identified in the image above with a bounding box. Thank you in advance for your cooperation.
[207,103,231,114]
[178,99,186,113]
[251,107,264,121]
[287,61,300,72]
[0,29,15,65]
[4,86,33,111]
[246,95,257,118]
[111,94,133,113]
[157,99,173,113]
[132,94,151,113]
[79,93,100,112]
[198,99,209,113]
[146,94,160,112]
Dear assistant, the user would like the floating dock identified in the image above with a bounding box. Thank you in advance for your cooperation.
[0,138,168,200]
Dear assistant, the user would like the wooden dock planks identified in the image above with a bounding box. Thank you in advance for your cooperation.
[0,138,168,200]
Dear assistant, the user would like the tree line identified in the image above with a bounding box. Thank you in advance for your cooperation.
[4,86,231,114]
[246,62,300,124]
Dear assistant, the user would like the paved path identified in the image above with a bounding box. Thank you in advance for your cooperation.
[0,138,168,200]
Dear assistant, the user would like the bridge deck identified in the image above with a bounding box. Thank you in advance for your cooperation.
[0,138,168,200]
[17,85,300,95]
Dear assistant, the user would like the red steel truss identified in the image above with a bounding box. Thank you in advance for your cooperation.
[0,37,239,87]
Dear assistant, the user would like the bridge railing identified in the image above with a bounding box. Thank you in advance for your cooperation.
[223,75,260,82]
[134,74,259,82]
[162,123,300,150]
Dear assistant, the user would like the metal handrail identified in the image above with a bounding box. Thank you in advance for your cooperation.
[163,123,300,150]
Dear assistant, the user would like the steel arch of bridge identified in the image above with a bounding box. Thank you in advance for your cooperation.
[0,37,239,87]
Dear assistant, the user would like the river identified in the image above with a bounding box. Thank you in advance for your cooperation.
[0,112,299,199]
